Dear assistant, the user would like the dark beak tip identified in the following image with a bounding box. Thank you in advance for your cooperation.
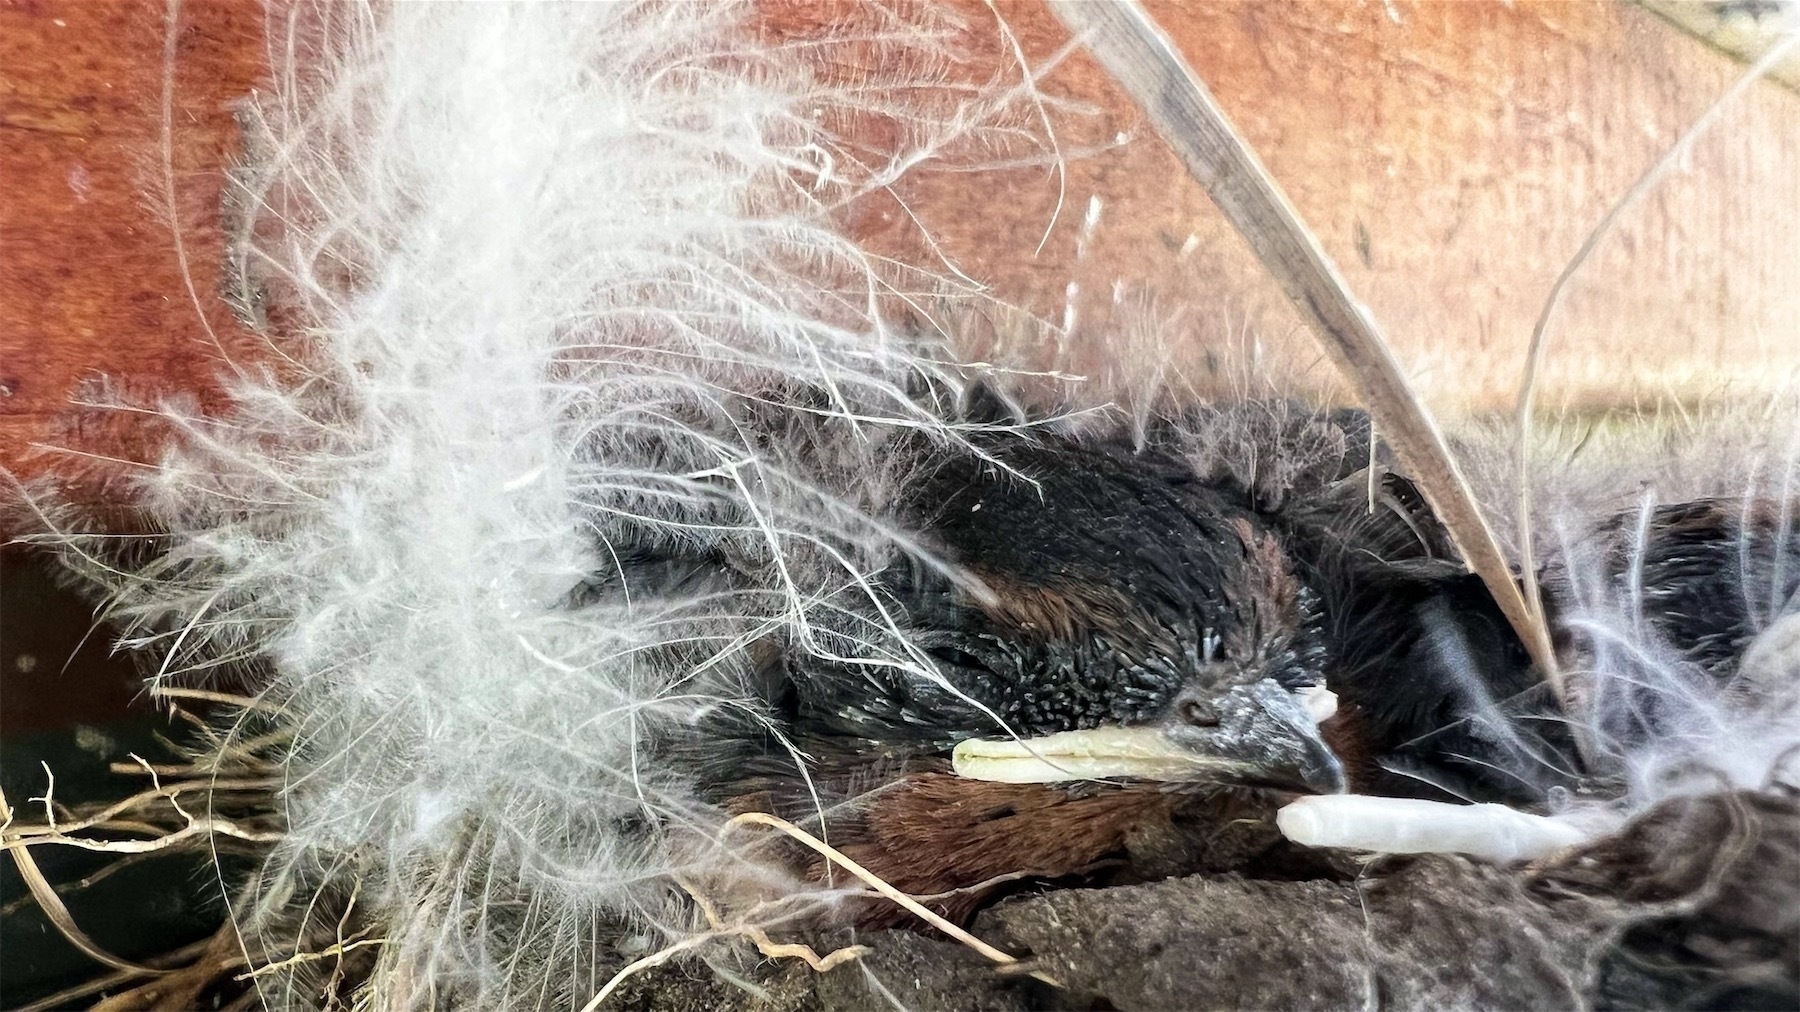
[1305,750,1349,795]
[1229,758,1346,797]
[1310,767,1348,796]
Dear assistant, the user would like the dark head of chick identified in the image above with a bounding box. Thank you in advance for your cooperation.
[778,434,1348,797]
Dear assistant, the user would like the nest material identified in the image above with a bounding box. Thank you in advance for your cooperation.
[591,789,1800,1011]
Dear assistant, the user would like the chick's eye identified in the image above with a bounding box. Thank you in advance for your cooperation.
[928,645,991,673]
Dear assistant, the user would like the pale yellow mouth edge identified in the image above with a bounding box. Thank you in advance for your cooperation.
[951,726,1230,784]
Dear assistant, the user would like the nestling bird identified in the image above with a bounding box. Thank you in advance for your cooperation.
[574,400,1599,917]
[585,397,1791,927]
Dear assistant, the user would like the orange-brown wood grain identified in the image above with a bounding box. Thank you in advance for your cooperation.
[817,1,1800,412]
[0,0,268,509]
[4,1,1797,513]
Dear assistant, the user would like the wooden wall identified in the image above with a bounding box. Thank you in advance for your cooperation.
[4,1,1797,504]
[1,0,268,506]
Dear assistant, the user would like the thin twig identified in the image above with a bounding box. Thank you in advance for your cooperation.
[3,816,283,854]
[237,935,384,980]
[580,811,1063,1011]
[11,937,218,1012]
[579,933,721,1011]
[151,685,284,713]
[92,921,250,1012]
[0,783,170,978]
[721,812,1056,983]
[0,748,285,1005]
[677,876,870,973]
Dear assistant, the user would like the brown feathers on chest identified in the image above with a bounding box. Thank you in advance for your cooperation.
[730,772,1313,926]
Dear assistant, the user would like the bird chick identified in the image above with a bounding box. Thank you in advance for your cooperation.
[593,402,1795,930]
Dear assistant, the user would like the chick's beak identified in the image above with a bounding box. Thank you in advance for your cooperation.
[1164,678,1346,795]
[949,678,1346,794]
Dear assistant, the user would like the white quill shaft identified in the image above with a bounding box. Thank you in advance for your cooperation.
[1278,795,1591,864]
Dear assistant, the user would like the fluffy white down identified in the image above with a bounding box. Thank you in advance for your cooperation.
[64,3,1035,1007]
